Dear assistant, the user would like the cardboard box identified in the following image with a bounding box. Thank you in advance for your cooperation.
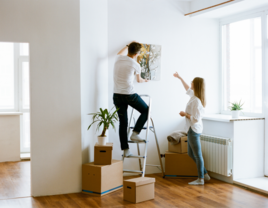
[124,177,155,203]
[94,143,113,165]
[165,151,198,178]
[168,136,188,153]
[82,160,123,196]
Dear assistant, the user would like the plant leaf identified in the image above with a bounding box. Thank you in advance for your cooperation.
[87,120,101,130]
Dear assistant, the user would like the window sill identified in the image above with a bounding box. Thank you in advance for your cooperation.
[234,177,268,195]
[0,112,23,116]
[203,114,265,123]
[20,153,30,160]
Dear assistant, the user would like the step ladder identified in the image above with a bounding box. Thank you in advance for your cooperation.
[122,95,164,177]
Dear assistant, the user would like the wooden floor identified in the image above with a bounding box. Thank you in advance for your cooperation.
[1,162,268,208]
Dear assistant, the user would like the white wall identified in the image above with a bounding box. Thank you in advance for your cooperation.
[108,0,220,173]
[0,0,82,196]
[80,0,108,164]
[0,115,21,162]
[0,0,221,196]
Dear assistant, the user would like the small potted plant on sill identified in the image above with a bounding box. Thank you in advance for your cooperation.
[229,100,244,119]
[87,107,119,145]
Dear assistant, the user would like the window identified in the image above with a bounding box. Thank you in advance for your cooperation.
[222,12,268,176]
[0,42,15,110]
[0,42,30,153]
[222,17,263,114]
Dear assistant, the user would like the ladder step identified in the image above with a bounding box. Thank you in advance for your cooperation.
[123,155,145,159]
[146,164,160,167]
[123,170,143,174]
[130,126,153,130]
[128,140,147,143]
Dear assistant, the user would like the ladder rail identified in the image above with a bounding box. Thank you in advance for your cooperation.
[141,96,152,177]
[137,143,142,171]
[127,108,135,140]
[123,94,164,177]
[150,117,165,177]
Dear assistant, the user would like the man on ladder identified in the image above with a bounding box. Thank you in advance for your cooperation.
[113,41,149,157]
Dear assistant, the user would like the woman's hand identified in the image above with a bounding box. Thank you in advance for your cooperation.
[173,72,182,80]
[174,72,190,91]
[179,111,186,117]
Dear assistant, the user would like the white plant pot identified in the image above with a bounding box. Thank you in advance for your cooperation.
[98,136,107,145]
[232,110,241,119]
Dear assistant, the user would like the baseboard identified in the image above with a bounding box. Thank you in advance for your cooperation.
[208,171,233,184]
[82,185,123,196]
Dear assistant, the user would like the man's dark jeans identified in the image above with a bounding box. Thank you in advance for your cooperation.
[113,93,149,150]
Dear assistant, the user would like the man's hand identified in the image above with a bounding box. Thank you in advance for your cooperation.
[137,74,149,83]
[173,72,182,80]
[179,111,186,117]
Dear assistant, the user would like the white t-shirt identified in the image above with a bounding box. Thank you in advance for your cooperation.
[113,55,141,94]
[185,88,205,134]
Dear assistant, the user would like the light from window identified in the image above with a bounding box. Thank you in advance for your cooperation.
[22,112,30,150]
[222,17,262,113]
[20,43,29,56]
[22,62,30,109]
[0,42,15,109]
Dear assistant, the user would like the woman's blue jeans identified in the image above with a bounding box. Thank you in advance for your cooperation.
[187,127,207,178]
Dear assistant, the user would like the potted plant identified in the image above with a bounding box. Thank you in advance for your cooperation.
[88,107,119,145]
[229,100,244,118]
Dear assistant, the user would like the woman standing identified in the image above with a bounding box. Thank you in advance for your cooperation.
[173,72,210,185]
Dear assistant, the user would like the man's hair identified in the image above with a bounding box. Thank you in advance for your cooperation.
[128,42,142,55]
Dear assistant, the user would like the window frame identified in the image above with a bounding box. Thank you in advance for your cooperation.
[220,11,268,117]
[18,57,30,112]
[19,57,30,153]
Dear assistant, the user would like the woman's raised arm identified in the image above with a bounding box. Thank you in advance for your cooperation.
[173,72,189,91]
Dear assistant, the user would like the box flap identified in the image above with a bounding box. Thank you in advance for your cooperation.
[95,142,113,150]
[181,136,187,140]
[84,159,120,168]
[124,177,155,186]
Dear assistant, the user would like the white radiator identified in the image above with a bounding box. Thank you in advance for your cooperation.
[200,134,233,177]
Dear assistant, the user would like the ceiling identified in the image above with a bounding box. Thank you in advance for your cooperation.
[190,0,268,18]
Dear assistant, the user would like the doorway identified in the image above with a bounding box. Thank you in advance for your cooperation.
[0,42,31,198]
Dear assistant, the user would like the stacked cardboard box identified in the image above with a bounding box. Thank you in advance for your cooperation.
[124,177,155,203]
[82,143,123,196]
[168,136,188,153]
[94,143,113,165]
[165,136,198,178]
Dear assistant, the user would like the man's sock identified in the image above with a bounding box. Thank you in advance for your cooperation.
[124,149,133,157]
[130,131,145,142]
